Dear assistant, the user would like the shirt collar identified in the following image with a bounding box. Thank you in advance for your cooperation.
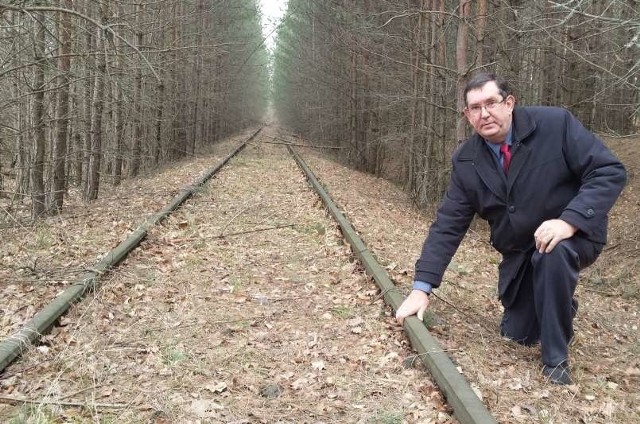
[484,126,513,156]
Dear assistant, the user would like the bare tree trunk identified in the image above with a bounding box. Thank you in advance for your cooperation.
[190,0,205,154]
[154,27,166,164]
[349,46,358,167]
[474,0,487,69]
[72,130,82,186]
[81,4,94,193]
[436,0,452,198]
[113,88,125,186]
[455,0,470,143]
[31,12,46,218]
[171,1,187,159]
[84,5,108,201]
[408,4,423,195]
[537,0,553,105]
[420,0,433,202]
[361,0,372,174]
[623,0,639,132]
[130,4,144,177]
[51,0,72,212]
[110,7,125,187]
[155,83,165,164]
[14,76,30,200]
[212,53,221,141]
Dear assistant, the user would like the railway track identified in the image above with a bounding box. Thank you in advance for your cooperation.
[0,128,495,423]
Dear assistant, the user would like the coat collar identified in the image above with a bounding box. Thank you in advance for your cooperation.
[456,107,536,200]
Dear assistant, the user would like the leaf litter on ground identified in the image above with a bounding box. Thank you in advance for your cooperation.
[0,128,452,423]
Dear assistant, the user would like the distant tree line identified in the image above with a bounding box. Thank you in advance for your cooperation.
[272,0,639,205]
[0,0,268,220]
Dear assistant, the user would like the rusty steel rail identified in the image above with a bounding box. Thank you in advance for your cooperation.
[287,145,497,424]
[0,128,262,373]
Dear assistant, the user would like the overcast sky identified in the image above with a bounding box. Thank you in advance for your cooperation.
[259,0,287,50]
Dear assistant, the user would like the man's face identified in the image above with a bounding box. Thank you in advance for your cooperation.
[464,81,515,144]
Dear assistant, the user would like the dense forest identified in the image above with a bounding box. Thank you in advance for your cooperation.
[0,0,638,220]
[272,0,639,204]
[0,0,268,219]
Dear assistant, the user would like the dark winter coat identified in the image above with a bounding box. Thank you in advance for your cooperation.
[414,106,627,305]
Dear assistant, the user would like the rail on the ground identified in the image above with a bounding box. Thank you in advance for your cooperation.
[0,128,262,373]
[2,131,497,424]
[287,145,498,424]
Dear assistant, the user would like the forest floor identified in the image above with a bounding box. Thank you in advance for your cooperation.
[0,124,638,423]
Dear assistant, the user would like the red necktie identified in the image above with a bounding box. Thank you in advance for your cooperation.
[500,143,511,173]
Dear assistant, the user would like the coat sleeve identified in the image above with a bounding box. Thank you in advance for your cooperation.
[414,161,476,287]
[557,110,627,240]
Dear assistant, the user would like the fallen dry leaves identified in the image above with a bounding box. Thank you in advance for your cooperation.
[0,127,452,423]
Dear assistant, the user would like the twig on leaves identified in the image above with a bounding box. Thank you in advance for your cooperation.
[430,291,499,333]
[262,135,347,150]
[216,224,294,239]
[0,395,143,410]
[218,200,263,237]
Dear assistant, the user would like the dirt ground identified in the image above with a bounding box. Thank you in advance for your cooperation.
[0,128,449,423]
[0,126,638,423]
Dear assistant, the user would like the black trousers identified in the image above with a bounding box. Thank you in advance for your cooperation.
[499,237,603,367]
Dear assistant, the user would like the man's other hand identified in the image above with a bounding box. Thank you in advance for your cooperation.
[534,219,578,253]
[395,289,430,325]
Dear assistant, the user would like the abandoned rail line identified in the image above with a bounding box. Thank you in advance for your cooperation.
[0,128,496,423]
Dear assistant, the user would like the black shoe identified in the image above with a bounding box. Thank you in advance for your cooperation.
[542,361,572,385]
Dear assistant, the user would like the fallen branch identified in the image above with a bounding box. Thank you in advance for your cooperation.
[218,199,263,237]
[216,224,294,238]
[59,384,104,401]
[164,224,294,245]
[0,394,144,410]
[262,135,347,150]
[581,287,623,297]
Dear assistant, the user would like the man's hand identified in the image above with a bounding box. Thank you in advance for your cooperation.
[534,219,578,254]
[395,289,430,325]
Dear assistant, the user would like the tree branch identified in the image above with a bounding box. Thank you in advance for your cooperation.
[0,3,161,82]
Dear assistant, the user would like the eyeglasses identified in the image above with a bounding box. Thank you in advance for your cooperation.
[466,98,505,116]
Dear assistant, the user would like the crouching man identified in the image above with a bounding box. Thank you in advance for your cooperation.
[396,72,626,384]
